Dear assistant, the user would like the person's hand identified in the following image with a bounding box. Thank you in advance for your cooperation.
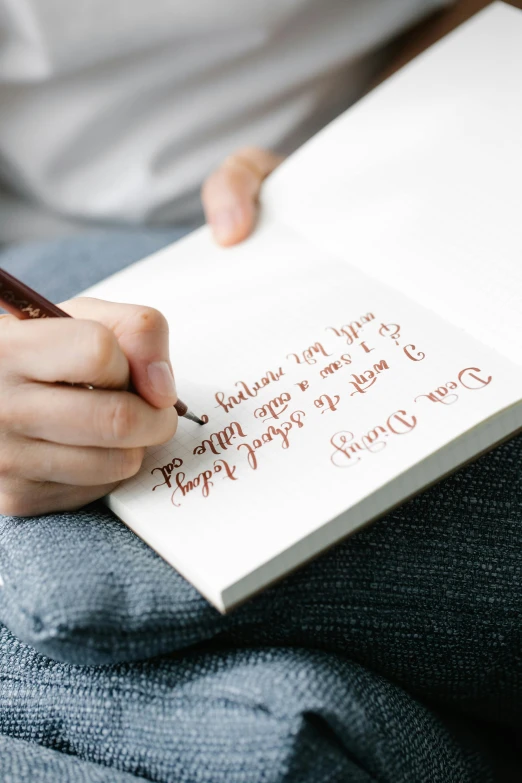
[202,146,284,246]
[0,298,178,517]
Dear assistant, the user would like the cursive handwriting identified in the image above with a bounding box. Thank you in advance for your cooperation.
[314,394,340,414]
[326,313,375,345]
[151,457,184,490]
[320,353,352,379]
[237,410,306,470]
[171,459,237,507]
[215,368,285,414]
[415,366,492,406]
[254,392,292,422]
[193,421,246,456]
[287,341,332,365]
[330,409,417,468]
[349,360,389,396]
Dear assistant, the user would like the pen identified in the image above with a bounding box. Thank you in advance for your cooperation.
[0,266,205,425]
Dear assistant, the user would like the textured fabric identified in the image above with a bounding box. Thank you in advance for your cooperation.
[0,735,147,782]
[0,229,190,301]
[1,232,521,780]
[1,628,520,783]
[1,433,521,730]
[0,0,452,240]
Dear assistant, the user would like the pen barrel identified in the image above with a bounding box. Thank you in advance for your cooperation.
[174,399,188,417]
[0,268,70,319]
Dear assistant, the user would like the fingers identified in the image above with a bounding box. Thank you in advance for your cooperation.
[0,438,145,486]
[6,384,178,448]
[0,314,129,389]
[0,481,119,518]
[0,298,178,411]
[0,297,180,518]
[202,146,283,246]
[63,298,177,409]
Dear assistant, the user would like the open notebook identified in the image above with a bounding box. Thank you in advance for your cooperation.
[85,2,522,612]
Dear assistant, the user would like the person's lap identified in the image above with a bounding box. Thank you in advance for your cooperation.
[1,229,521,781]
[2,626,519,783]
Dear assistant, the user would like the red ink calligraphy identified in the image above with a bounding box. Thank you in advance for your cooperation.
[415,366,492,406]
[330,410,417,468]
[237,410,306,470]
[287,342,332,365]
[254,392,291,422]
[458,367,492,390]
[314,394,340,414]
[327,313,375,346]
[403,344,425,362]
[415,383,459,406]
[171,459,237,507]
[379,322,401,345]
[348,360,389,396]
[193,422,246,456]
[215,367,285,413]
[320,353,352,379]
[151,457,184,491]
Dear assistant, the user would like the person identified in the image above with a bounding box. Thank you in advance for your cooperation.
[0,4,521,782]
[2,0,508,517]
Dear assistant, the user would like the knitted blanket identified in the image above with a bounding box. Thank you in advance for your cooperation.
[1,628,520,783]
[1,434,521,781]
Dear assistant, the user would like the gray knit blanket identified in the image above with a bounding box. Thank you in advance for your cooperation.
[1,433,521,782]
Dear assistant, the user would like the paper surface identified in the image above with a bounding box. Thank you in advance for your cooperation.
[83,3,522,608]
[264,2,522,362]
[87,221,521,607]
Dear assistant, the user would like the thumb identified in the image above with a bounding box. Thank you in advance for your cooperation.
[202,147,284,246]
[63,297,177,410]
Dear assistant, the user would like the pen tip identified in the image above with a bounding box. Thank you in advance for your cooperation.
[184,410,207,425]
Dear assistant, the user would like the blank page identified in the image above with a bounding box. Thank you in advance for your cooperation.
[265,2,522,362]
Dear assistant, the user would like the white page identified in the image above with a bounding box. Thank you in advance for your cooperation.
[85,221,521,609]
[263,2,522,362]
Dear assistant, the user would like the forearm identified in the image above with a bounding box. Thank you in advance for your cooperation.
[373,0,522,86]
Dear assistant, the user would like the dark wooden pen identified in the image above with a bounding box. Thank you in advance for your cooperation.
[0,267,204,425]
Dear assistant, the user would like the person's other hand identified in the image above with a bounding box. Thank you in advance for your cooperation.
[0,298,178,517]
[202,147,284,246]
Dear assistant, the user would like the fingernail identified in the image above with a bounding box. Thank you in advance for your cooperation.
[211,207,243,243]
[147,361,176,398]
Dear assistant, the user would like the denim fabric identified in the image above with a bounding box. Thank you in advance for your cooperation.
[1,627,519,783]
[0,228,192,302]
[0,232,521,781]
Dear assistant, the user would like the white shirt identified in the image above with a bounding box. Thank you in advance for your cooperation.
[0,0,450,241]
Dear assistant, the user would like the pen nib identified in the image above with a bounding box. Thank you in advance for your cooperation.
[184,410,206,425]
